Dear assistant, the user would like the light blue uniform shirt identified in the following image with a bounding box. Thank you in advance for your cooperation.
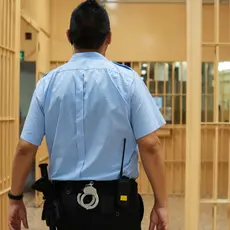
[21,52,166,181]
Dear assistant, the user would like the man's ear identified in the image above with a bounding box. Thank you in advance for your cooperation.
[106,32,112,45]
[66,29,73,45]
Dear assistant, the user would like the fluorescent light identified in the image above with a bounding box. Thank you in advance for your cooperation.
[141,70,147,75]
[218,62,230,71]
[142,63,148,68]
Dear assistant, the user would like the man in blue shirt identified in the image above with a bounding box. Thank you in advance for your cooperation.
[8,0,168,229]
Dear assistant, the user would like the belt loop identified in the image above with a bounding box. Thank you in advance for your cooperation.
[65,182,73,195]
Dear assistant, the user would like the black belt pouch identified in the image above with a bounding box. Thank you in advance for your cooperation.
[116,178,133,208]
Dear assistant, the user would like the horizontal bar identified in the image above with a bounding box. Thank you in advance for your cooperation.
[151,93,187,97]
[164,124,230,128]
[200,199,230,204]
[201,122,230,125]
[0,187,10,196]
[100,0,230,3]
[0,44,15,53]
[21,9,40,32]
[0,118,16,121]
[163,160,228,163]
[202,42,230,47]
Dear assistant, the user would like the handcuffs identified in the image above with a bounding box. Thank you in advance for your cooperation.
[77,181,99,210]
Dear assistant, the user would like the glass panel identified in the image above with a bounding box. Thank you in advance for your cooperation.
[202,63,214,95]
[174,63,181,94]
[166,63,172,94]
[201,95,205,122]
[202,63,206,95]
[149,63,155,80]
[158,81,164,94]
[149,63,155,93]
[207,95,214,122]
[165,95,172,124]
[207,63,214,94]
[181,62,187,94]
[218,62,230,122]
[182,82,186,95]
[174,95,181,124]
[182,95,186,124]
[154,63,164,94]
[149,81,155,94]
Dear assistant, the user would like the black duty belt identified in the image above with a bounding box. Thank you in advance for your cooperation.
[53,179,138,211]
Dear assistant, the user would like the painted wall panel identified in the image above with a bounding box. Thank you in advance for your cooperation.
[50,2,230,62]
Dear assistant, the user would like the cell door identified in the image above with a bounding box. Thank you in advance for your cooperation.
[0,0,21,229]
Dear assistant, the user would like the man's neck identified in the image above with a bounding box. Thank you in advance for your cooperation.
[74,48,105,56]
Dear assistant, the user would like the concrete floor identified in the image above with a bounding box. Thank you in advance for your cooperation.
[24,192,229,230]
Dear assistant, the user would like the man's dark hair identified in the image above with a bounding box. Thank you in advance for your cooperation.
[69,0,110,49]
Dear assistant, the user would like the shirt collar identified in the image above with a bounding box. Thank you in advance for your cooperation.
[69,52,108,62]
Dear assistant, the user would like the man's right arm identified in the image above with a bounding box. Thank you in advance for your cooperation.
[130,73,167,208]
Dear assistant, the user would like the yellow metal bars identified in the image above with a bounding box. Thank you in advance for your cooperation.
[0,0,20,230]
[201,1,230,229]
[185,1,202,230]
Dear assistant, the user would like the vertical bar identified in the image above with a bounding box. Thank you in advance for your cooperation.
[212,1,219,230]
[155,63,158,98]
[14,0,20,141]
[0,1,4,227]
[185,1,202,230]
[171,63,175,195]
[205,63,208,122]
[180,62,184,194]
[2,0,6,225]
[163,63,167,118]
[35,31,40,206]
[0,0,3,46]
[220,77,224,122]
[0,0,3,217]
[6,0,10,195]
[228,1,230,229]
[3,0,6,48]
[172,63,175,125]
[204,63,208,196]
[180,62,183,125]
[228,101,230,230]
[0,54,2,230]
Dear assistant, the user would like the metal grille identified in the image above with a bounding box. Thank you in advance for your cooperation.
[0,0,20,230]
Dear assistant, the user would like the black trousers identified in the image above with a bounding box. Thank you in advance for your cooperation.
[53,180,144,230]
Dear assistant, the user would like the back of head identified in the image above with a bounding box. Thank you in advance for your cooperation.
[69,0,111,50]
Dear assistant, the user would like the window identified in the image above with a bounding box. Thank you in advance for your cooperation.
[113,61,228,124]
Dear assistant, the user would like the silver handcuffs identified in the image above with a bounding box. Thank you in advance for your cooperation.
[77,182,99,210]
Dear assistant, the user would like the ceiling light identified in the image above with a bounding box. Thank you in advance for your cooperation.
[141,70,147,75]
[218,62,230,71]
